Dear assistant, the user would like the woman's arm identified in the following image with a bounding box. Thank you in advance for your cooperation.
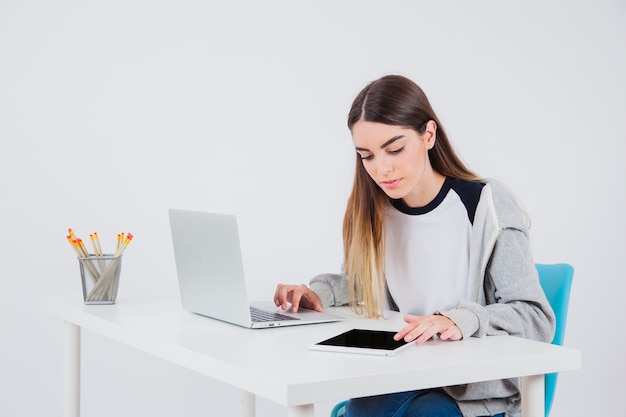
[439,228,556,342]
[309,272,349,307]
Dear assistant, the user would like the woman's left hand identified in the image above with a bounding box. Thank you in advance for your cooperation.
[394,314,463,344]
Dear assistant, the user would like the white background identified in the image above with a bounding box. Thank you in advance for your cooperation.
[1,1,624,416]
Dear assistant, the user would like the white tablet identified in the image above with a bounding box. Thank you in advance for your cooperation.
[307,329,415,356]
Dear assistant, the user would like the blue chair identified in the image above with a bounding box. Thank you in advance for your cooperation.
[329,263,574,417]
[330,401,348,417]
[535,263,574,416]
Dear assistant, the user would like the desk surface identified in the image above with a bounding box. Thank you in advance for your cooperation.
[41,295,582,408]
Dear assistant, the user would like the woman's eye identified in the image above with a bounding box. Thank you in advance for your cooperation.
[390,147,404,155]
[360,154,373,161]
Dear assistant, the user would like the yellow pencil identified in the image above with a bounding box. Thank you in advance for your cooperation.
[89,234,98,255]
[93,232,104,256]
[67,235,81,256]
[114,233,133,257]
[71,236,100,284]
[76,238,89,258]
[91,232,107,273]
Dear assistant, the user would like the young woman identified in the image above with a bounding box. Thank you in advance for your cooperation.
[274,75,555,417]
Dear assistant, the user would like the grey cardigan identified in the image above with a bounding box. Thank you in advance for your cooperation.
[309,180,556,417]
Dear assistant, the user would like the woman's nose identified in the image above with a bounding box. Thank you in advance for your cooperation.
[377,156,393,175]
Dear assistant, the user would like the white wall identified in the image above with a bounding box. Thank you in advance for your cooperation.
[1,1,624,416]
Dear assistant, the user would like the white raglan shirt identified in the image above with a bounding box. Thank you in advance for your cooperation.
[384,178,483,316]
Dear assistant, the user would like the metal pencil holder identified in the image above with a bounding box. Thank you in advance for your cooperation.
[79,254,122,304]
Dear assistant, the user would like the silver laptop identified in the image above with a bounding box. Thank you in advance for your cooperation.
[168,209,344,328]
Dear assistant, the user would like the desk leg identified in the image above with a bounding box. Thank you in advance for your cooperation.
[63,322,81,417]
[521,374,544,417]
[287,404,314,417]
[241,391,255,417]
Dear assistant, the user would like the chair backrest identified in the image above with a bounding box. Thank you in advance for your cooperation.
[535,263,574,417]
[330,263,574,417]
[330,400,347,417]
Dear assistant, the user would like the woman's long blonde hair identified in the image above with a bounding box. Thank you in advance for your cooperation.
[343,75,480,318]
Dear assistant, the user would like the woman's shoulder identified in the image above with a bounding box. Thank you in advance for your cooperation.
[448,177,486,224]
[479,179,531,229]
[482,178,521,205]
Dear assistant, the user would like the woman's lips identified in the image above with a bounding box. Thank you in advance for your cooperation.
[381,179,401,189]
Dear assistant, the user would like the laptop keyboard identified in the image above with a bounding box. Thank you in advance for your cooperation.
[250,306,300,322]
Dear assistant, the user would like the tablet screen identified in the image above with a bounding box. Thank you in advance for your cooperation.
[318,329,404,350]
[309,329,415,357]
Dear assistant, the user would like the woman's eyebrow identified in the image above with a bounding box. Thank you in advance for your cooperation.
[355,135,405,152]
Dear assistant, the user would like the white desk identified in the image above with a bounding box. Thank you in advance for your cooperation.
[41,295,581,417]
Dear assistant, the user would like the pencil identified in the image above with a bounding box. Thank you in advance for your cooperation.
[86,257,121,302]
[89,234,98,255]
[116,233,123,251]
[91,232,107,273]
[93,232,104,257]
[73,238,100,284]
[76,238,89,257]
[67,235,81,256]
[114,233,133,257]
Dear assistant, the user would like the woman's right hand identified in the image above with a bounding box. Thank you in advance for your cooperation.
[273,283,324,313]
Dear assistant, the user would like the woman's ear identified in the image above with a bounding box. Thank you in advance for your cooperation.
[422,120,438,150]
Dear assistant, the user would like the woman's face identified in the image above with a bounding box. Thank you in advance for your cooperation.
[351,120,443,207]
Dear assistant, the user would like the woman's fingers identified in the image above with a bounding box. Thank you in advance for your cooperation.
[394,314,462,344]
[274,284,323,312]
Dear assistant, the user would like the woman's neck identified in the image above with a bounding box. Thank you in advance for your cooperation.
[401,171,446,208]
